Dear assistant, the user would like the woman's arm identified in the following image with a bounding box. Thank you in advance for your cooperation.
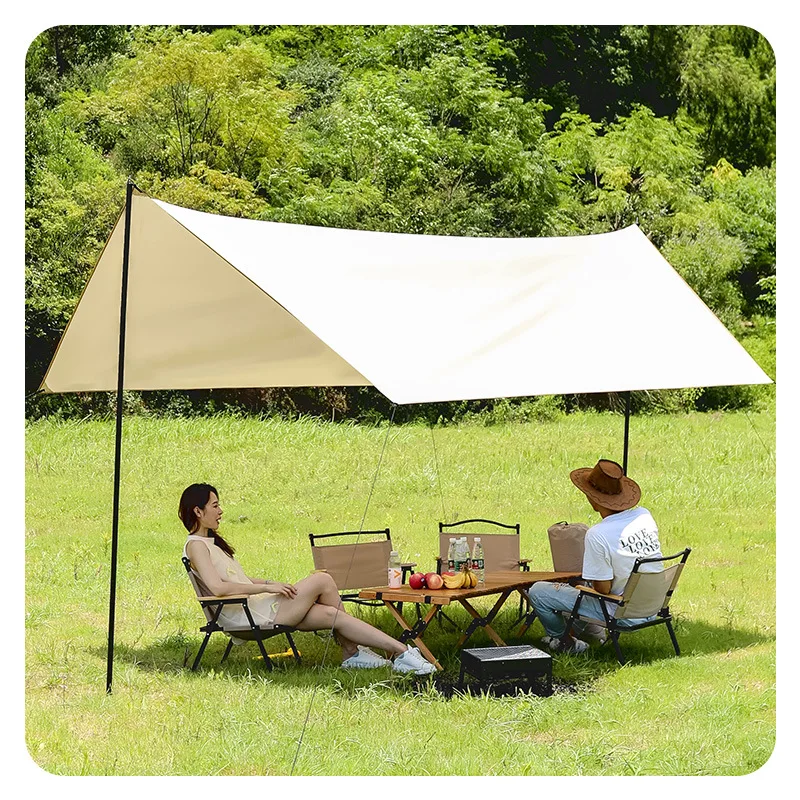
[186,540,278,597]
[246,575,298,599]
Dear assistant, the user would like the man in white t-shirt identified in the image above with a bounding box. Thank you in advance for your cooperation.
[528,458,663,654]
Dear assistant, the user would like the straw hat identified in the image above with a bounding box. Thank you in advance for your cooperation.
[569,459,641,511]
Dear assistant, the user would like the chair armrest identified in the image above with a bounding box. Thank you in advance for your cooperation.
[575,584,623,604]
[401,563,416,581]
[197,594,251,604]
[401,561,416,569]
[434,556,443,574]
[518,559,531,572]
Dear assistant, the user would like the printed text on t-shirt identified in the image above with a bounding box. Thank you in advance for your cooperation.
[619,528,660,555]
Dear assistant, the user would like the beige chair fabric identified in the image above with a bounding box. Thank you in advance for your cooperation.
[547,521,588,573]
[310,538,392,591]
[616,562,684,620]
[184,561,217,624]
[438,530,523,572]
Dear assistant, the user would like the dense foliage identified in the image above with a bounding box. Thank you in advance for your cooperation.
[25,25,776,421]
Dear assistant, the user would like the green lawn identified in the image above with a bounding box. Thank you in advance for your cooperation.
[24,410,776,775]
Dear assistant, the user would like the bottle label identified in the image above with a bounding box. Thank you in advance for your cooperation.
[473,558,484,570]
[388,567,402,588]
[454,558,468,572]
[447,559,455,571]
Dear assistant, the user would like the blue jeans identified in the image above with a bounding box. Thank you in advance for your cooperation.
[527,581,652,638]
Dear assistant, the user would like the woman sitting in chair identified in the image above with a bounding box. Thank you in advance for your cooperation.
[180,483,434,675]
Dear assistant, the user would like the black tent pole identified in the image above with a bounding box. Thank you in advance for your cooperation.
[622,391,631,476]
[106,178,134,694]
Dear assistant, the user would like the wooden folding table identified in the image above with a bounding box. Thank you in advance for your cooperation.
[358,570,579,669]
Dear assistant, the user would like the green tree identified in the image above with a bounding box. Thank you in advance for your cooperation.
[68,30,300,182]
[678,26,775,170]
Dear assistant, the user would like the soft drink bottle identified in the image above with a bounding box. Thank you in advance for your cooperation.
[388,550,402,588]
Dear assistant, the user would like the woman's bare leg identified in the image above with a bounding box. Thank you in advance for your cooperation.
[286,603,407,657]
[272,573,406,658]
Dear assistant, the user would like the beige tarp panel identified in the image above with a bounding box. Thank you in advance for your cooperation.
[41,194,369,393]
[41,191,772,402]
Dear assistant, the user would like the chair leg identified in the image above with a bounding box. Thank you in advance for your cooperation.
[665,618,680,656]
[285,632,301,664]
[220,637,234,664]
[253,636,274,671]
[609,628,625,665]
[516,610,536,638]
[192,632,213,671]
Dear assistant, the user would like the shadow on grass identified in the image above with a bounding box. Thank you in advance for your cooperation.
[93,608,772,702]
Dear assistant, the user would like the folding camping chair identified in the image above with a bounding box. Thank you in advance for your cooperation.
[561,548,692,664]
[435,518,531,625]
[308,528,416,607]
[182,556,301,672]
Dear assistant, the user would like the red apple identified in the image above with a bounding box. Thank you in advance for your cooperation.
[442,571,456,578]
[425,572,444,590]
[408,572,426,590]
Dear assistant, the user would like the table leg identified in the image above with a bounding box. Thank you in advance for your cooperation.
[456,591,511,648]
[382,601,442,670]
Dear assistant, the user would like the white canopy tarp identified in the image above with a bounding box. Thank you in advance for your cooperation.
[41,190,771,404]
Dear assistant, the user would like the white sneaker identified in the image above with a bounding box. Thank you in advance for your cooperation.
[541,635,590,655]
[341,646,392,669]
[574,622,608,644]
[581,626,608,645]
[392,646,437,675]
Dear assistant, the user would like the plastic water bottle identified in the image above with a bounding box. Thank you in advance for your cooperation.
[454,537,469,572]
[388,550,402,588]
[446,537,456,572]
[471,538,485,585]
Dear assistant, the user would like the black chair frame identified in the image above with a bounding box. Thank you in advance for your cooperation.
[563,548,691,665]
[182,557,301,672]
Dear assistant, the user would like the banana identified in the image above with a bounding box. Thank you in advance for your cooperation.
[469,571,478,588]
[442,573,463,589]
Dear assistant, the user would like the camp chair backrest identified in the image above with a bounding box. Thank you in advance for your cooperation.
[616,562,685,620]
[438,519,521,572]
[548,521,588,573]
[310,536,392,591]
[182,556,217,624]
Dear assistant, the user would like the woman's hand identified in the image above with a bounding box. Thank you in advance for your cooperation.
[267,581,297,599]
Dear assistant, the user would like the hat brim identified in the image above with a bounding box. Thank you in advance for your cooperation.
[570,467,641,511]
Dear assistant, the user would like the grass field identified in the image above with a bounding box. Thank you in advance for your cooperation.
[24,409,776,776]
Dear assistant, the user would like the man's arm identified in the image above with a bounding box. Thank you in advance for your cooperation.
[580,532,613,595]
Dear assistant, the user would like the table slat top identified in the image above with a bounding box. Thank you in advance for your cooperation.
[357,570,579,604]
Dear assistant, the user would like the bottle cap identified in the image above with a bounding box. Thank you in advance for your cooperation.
[475,537,481,542]
[390,550,398,555]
